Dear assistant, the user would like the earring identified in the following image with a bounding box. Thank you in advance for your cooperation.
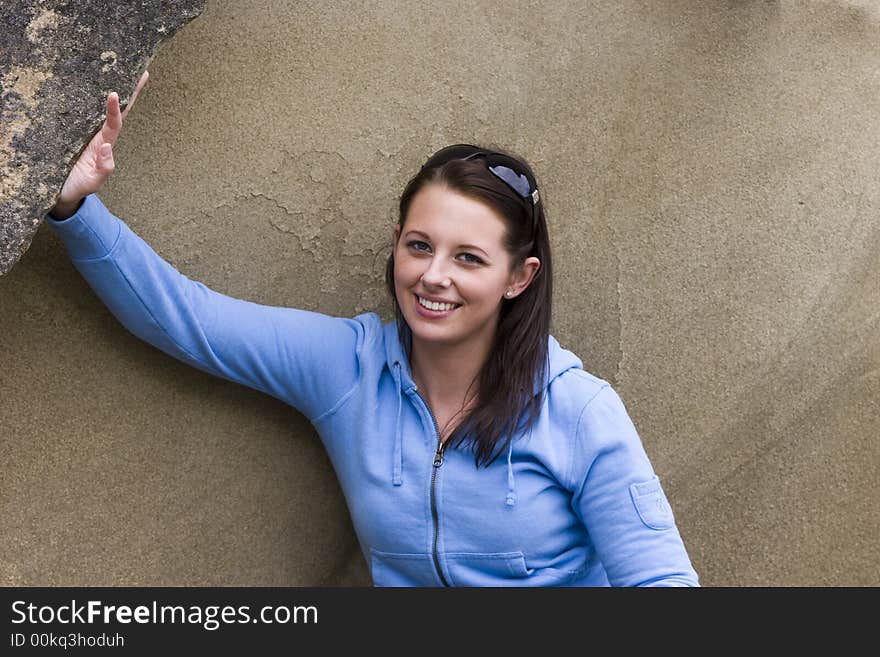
[505,290,513,298]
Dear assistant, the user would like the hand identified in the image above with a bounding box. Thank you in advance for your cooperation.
[50,70,150,219]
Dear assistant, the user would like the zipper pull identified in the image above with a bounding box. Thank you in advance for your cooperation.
[433,440,446,467]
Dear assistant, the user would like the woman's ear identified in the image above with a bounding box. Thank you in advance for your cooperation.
[507,257,541,298]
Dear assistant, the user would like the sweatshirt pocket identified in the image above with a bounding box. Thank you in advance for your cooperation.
[629,475,675,530]
[444,551,531,586]
[369,549,438,587]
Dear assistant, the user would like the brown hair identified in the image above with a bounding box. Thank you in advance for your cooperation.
[384,144,553,467]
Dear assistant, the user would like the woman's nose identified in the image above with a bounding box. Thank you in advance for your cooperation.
[420,255,452,288]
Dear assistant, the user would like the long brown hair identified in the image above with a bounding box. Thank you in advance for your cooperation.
[384,144,554,467]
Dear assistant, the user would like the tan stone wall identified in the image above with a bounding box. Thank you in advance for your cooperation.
[2,0,877,585]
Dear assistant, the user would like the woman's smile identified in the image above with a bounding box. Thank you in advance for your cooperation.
[414,293,461,317]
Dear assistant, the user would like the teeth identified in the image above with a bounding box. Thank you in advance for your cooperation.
[418,295,458,312]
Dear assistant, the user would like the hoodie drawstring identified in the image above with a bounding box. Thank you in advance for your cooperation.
[505,439,517,507]
[393,359,517,505]
[392,361,403,486]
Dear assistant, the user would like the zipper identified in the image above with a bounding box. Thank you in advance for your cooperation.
[430,437,449,587]
[414,389,450,587]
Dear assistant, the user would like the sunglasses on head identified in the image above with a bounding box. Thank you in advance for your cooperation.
[421,144,541,224]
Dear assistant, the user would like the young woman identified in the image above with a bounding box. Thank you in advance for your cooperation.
[48,71,699,586]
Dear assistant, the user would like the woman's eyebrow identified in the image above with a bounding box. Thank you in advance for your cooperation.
[404,230,490,256]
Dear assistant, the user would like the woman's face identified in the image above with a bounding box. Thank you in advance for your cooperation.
[393,184,538,351]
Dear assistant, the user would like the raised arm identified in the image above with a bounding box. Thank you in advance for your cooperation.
[46,73,366,422]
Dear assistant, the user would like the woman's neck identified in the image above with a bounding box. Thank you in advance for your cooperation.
[409,336,490,410]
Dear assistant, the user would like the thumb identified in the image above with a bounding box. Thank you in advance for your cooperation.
[98,143,114,168]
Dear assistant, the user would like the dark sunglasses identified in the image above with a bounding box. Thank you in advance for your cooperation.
[421,144,541,224]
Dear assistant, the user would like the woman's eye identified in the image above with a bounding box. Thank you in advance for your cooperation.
[406,241,482,264]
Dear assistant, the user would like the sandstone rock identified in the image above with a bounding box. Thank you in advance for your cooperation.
[0,0,206,275]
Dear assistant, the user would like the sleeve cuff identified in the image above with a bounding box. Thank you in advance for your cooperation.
[44,193,122,261]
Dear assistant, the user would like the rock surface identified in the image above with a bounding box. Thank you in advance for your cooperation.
[0,0,205,275]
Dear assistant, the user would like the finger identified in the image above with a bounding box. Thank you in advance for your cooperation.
[101,91,123,145]
[121,70,149,121]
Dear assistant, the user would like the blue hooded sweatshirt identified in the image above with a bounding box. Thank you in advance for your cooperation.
[46,194,699,587]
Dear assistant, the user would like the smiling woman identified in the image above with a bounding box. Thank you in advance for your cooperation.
[44,76,698,585]
[387,155,544,460]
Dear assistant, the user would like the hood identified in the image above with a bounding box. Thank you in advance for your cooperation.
[382,320,584,506]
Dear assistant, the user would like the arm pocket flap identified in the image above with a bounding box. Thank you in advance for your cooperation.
[629,475,675,530]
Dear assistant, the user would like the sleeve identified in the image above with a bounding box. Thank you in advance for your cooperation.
[570,385,700,587]
[45,193,365,423]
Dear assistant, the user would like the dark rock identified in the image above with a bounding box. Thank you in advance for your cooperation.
[0,0,206,275]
